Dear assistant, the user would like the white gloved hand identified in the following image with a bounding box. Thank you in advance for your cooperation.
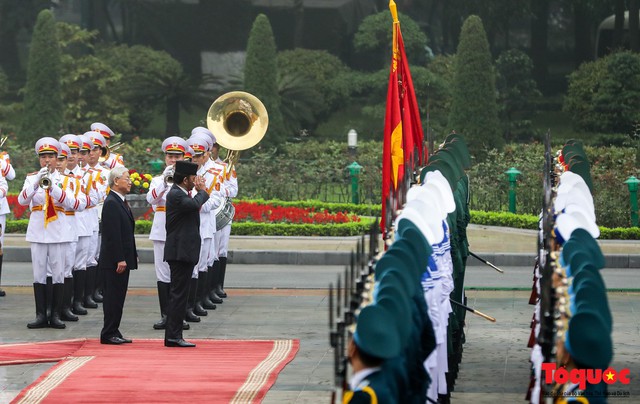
[162,165,175,177]
[36,167,49,183]
[1,152,10,161]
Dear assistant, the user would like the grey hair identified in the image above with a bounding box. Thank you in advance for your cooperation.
[109,166,129,187]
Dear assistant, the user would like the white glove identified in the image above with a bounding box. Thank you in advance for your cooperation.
[2,152,10,161]
[162,165,174,177]
[36,167,49,183]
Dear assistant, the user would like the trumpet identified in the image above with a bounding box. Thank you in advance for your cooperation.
[0,136,8,149]
[39,173,52,190]
[99,142,124,163]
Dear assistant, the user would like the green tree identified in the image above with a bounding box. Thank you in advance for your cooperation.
[353,10,427,70]
[448,15,501,158]
[564,51,640,135]
[495,49,542,142]
[244,14,286,149]
[21,9,63,144]
[277,49,351,118]
[56,22,131,134]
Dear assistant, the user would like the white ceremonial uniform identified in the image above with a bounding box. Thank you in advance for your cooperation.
[18,170,80,284]
[83,164,109,267]
[71,165,99,272]
[0,153,15,180]
[101,152,124,170]
[211,157,238,265]
[0,176,9,246]
[147,175,171,283]
[194,164,223,277]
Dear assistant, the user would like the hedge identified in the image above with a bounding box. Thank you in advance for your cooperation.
[238,199,382,217]
[4,212,638,240]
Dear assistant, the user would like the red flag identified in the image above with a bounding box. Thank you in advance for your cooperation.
[43,189,58,228]
[381,0,426,236]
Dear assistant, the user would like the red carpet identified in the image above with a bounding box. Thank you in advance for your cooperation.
[0,338,299,403]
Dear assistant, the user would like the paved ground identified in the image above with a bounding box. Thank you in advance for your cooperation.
[1,225,638,402]
[1,261,639,403]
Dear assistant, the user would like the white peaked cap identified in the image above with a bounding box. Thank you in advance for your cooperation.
[395,205,438,246]
[423,170,456,213]
[554,189,595,221]
[555,209,599,241]
[406,185,447,220]
[90,122,114,138]
[402,200,445,244]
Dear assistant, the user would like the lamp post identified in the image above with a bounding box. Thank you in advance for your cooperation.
[347,129,362,204]
[624,175,640,227]
[505,167,522,213]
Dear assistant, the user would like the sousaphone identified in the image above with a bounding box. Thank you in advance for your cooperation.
[207,91,268,230]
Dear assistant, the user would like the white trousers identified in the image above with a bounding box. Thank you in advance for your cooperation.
[74,236,92,271]
[31,242,66,284]
[215,223,231,257]
[194,237,212,278]
[87,231,99,267]
[0,214,6,246]
[153,241,171,283]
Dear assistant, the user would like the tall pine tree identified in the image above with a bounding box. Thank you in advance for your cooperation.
[22,9,63,144]
[244,14,286,149]
[448,15,502,158]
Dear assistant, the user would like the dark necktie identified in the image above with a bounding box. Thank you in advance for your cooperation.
[124,198,133,216]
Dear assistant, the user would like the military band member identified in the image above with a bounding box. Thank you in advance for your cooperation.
[60,134,99,316]
[147,136,188,329]
[0,173,8,297]
[187,134,224,321]
[210,138,237,300]
[91,122,124,169]
[0,145,15,297]
[82,131,111,308]
[18,138,82,329]
[191,127,223,305]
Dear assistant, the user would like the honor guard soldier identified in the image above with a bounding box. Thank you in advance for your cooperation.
[343,304,401,404]
[147,136,188,329]
[82,130,111,308]
[0,139,15,297]
[91,122,124,169]
[187,134,224,321]
[194,126,238,302]
[60,135,99,317]
[18,138,82,329]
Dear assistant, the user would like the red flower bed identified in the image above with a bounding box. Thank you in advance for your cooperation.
[7,194,28,219]
[234,201,360,224]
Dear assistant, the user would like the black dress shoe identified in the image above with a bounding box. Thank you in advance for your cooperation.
[101,336,125,345]
[193,302,208,317]
[185,309,201,323]
[93,290,103,303]
[153,316,167,330]
[0,289,6,297]
[164,338,196,348]
[119,337,132,343]
[209,291,223,304]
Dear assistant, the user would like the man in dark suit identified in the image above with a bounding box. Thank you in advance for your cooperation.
[99,166,138,345]
[164,160,209,347]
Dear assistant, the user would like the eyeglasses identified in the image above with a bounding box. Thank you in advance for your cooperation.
[118,177,132,183]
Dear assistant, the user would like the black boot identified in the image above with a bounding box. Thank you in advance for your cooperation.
[84,266,98,308]
[0,255,5,297]
[49,283,66,329]
[183,320,190,330]
[154,281,170,330]
[215,257,228,298]
[60,277,78,321]
[208,262,223,304]
[72,270,88,315]
[93,267,104,303]
[46,276,53,320]
[193,276,208,316]
[27,283,48,329]
[199,271,217,310]
[185,278,201,322]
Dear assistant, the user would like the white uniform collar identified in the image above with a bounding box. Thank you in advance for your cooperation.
[349,367,380,391]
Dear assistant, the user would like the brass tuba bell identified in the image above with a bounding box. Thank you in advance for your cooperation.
[206,91,268,167]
